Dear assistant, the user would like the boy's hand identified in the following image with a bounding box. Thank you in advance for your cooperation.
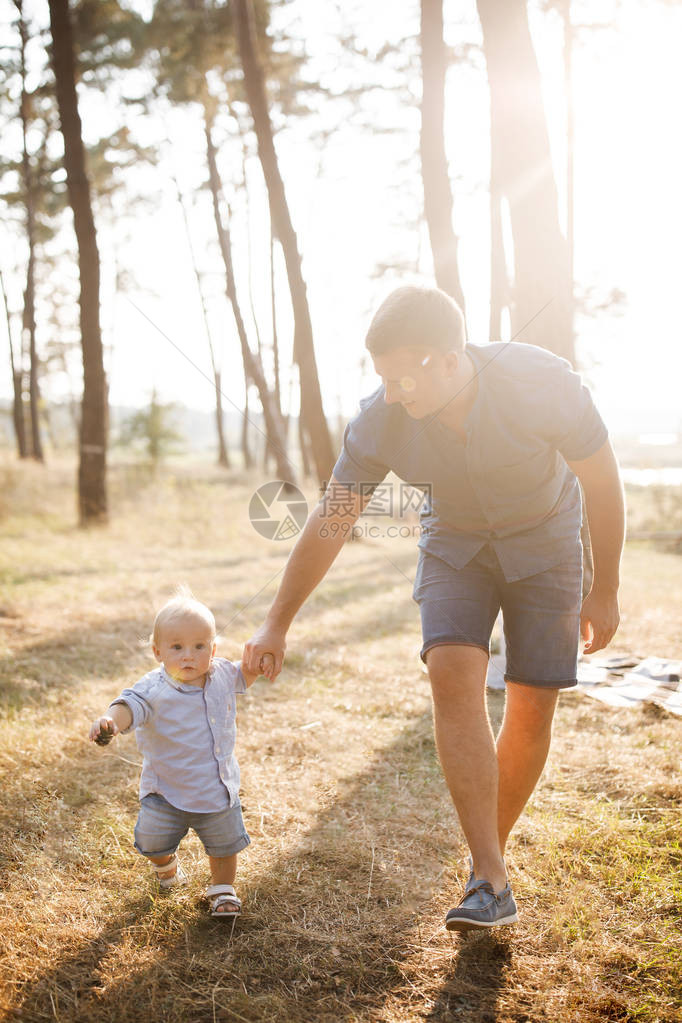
[259,653,275,680]
[89,717,119,746]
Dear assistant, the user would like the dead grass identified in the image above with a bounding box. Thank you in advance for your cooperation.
[0,455,680,1023]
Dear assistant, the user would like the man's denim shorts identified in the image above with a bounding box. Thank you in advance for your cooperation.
[413,543,582,688]
[134,792,251,858]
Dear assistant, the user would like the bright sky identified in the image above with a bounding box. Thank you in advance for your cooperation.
[1,0,681,437]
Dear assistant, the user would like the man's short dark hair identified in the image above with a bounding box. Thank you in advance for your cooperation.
[365,285,466,356]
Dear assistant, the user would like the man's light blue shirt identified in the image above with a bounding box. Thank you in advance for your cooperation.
[332,342,608,582]
[112,657,247,813]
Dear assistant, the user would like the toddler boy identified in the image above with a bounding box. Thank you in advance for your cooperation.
[89,589,272,917]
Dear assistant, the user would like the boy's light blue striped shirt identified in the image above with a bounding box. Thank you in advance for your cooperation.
[112,657,246,813]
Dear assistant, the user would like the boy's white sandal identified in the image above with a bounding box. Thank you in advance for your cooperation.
[152,854,187,889]
[207,884,242,918]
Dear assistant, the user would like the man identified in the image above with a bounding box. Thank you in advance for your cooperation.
[243,285,624,931]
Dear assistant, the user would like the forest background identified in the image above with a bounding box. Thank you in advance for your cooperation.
[2,0,682,511]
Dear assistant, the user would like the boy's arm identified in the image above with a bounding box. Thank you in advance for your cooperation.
[89,701,133,744]
[242,476,370,678]
[568,438,625,654]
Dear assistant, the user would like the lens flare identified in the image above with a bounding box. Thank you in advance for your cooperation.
[400,375,416,393]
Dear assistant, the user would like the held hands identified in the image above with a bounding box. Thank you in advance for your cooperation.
[580,588,620,655]
[258,652,276,680]
[89,716,119,746]
[243,624,286,681]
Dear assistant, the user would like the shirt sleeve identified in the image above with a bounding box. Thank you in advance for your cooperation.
[331,388,391,496]
[232,661,248,694]
[110,673,160,732]
[541,357,608,461]
[213,657,247,695]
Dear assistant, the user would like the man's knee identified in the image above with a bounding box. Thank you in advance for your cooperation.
[503,681,558,735]
[425,643,489,707]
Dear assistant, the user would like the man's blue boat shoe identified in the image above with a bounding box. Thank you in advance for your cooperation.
[445,879,518,931]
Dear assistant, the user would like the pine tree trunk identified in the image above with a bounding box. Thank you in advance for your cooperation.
[267,224,291,472]
[562,0,575,350]
[476,0,573,362]
[171,159,230,468]
[214,370,230,468]
[23,249,43,462]
[489,187,508,340]
[240,139,263,357]
[17,2,43,461]
[419,0,467,317]
[0,268,28,458]
[234,0,335,486]
[297,411,311,481]
[48,0,107,521]
[12,370,28,458]
[242,388,253,470]
[270,224,282,416]
[204,111,297,486]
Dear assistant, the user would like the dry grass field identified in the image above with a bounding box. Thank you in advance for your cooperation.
[0,457,680,1023]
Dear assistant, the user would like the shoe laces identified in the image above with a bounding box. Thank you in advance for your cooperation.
[464,880,505,903]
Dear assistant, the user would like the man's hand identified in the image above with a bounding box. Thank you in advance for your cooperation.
[242,624,287,680]
[89,716,119,746]
[580,588,620,655]
[240,652,276,687]
[569,440,624,657]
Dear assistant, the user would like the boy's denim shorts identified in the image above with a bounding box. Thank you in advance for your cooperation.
[134,792,251,858]
[413,543,582,688]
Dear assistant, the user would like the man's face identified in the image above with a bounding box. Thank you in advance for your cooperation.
[372,346,454,418]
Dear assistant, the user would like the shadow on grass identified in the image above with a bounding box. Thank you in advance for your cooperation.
[211,552,422,657]
[0,542,419,715]
[10,692,510,1023]
[223,546,419,614]
[0,616,152,713]
[425,933,512,1022]
[5,896,156,1023]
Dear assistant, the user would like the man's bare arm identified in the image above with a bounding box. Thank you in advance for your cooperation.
[242,476,371,676]
[568,439,625,654]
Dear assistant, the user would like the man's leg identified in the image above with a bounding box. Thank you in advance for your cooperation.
[427,649,559,875]
[496,548,582,851]
[496,682,558,853]
[426,643,507,892]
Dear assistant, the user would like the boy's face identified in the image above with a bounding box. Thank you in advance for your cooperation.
[153,616,216,684]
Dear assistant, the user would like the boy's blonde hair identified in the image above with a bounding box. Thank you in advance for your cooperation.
[152,585,216,646]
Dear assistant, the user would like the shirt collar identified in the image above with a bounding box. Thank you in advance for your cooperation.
[160,665,207,692]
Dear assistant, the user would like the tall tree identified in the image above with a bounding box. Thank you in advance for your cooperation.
[204,107,297,484]
[14,0,44,461]
[419,0,467,318]
[0,268,27,458]
[488,145,510,341]
[148,0,291,474]
[48,0,107,522]
[561,0,575,349]
[476,0,573,362]
[234,0,335,486]
[171,167,231,468]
